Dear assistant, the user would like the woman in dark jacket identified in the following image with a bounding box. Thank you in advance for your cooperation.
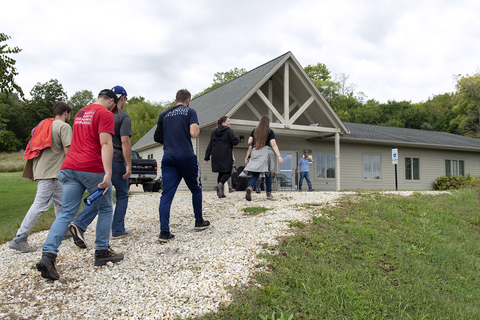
[204,116,240,198]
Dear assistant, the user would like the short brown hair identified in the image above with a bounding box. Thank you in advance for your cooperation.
[176,89,191,103]
[52,101,72,116]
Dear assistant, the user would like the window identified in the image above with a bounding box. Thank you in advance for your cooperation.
[315,152,335,178]
[445,159,465,176]
[363,155,381,179]
[405,157,420,180]
[147,154,154,160]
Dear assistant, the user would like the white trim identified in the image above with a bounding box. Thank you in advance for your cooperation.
[284,62,289,124]
[256,89,285,123]
[245,100,262,120]
[290,96,315,124]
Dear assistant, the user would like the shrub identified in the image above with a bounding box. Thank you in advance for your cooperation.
[433,173,478,190]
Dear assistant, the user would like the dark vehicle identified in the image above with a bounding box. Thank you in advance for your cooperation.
[129,150,161,192]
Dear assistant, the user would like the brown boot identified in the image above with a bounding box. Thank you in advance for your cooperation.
[94,247,124,266]
[36,253,60,280]
[229,186,235,193]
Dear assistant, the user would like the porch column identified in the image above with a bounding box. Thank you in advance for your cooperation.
[284,62,289,123]
[268,78,273,119]
[335,132,340,191]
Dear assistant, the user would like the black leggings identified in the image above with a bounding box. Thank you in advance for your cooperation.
[217,172,231,184]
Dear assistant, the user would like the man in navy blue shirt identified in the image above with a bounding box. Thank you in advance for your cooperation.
[158,89,210,242]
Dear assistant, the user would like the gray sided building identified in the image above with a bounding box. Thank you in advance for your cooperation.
[133,52,480,191]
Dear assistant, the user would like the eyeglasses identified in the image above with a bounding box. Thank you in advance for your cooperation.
[124,95,128,101]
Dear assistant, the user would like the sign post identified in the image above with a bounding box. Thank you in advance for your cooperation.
[392,148,398,191]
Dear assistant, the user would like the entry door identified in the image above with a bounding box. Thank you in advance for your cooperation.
[279,152,298,190]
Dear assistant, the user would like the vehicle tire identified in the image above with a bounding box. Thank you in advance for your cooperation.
[143,183,153,192]
[152,180,161,192]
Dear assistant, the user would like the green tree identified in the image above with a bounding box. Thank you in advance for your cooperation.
[0,130,22,152]
[304,63,339,103]
[0,92,27,144]
[304,63,330,81]
[421,93,455,132]
[0,33,23,97]
[195,67,247,97]
[125,100,164,145]
[349,99,384,125]
[22,79,68,132]
[450,72,480,137]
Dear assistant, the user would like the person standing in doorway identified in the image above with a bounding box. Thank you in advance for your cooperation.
[36,89,124,281]
[204,116,240,198]
[69,85,132,248]
[9,102,72,252]
[297,153,314,191]
[157,89,210,243]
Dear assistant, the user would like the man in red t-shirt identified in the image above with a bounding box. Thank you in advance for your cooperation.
[36,89,124,281]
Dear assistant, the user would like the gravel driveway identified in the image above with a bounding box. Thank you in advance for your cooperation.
[0,190,344,319]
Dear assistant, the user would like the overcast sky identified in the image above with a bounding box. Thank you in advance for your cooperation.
[2,0,479,105]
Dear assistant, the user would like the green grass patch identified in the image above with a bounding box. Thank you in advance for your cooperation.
[243,206,270,216]
[0,151,25,172]
[197,190,480,319]
[0,172,118,243]
[0,172,57,243]
[288,220,306,228]
[301,203,323,209]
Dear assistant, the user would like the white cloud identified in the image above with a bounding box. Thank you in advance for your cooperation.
[1,0,480,104]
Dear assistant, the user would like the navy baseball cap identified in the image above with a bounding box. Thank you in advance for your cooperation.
[111,85,127,98]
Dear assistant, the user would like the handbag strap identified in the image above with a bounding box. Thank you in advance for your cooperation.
[159,105,181,125]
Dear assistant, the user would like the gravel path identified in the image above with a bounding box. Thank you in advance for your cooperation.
[2,190,440,319]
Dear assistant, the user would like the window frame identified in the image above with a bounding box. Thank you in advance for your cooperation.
[362,153,382,180]
[445,159,465,176]
[404,156,421,181]
[315,151,336,179]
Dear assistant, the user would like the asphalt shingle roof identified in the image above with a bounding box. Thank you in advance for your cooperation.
[190,52,289,126]
[343,122,480,150]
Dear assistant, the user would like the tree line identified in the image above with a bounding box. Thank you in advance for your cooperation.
[2,32,480,152]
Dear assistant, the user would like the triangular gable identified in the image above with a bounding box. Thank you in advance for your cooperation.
[227,53,349,138]
[192,52,349,138]
[191,52,290,128]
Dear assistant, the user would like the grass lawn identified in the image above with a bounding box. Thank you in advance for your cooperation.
[0,172,59,243]
[197,190,480,319]
[0,172,93,243]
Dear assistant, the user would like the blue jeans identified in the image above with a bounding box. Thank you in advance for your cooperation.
[248,172,272,193]
[74,162,129,234]
[42,169,113,255]
[299,171,312,190]
[159,156,203,233]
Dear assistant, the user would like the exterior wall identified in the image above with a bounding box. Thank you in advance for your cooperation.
[337,142,480,190]
[135,132,480,192]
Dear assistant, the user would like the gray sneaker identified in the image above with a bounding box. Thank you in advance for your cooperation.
[9,235,37,252]
[111,230,133,238]
[245,186,253,201]
[69,224,87,249]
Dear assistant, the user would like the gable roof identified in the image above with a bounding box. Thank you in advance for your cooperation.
[191,52,290,127]
[342,122,480,151]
